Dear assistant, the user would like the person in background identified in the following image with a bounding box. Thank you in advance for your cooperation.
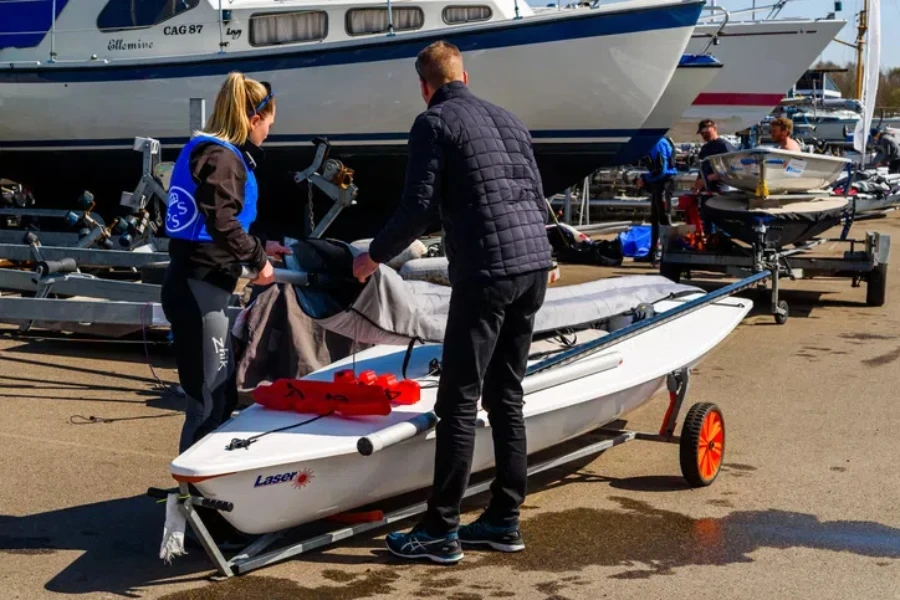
[871,128,900,173]
[636,136,676,266]
[161,72,290,455]
[692,118,736,194]
[769,116,802,152]
[352,41,553,565]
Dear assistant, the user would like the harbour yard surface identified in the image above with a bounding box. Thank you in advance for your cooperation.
[1,216,899,599]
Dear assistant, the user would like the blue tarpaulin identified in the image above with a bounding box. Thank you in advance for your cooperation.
[618,226,652,258]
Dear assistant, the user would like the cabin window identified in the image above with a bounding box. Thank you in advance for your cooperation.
[442,6,492,24]
[345,7,424,36]
[249,11,329,46]
[97,0,201,33]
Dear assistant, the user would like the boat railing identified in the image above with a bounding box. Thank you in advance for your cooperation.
[699,0,790,22]
[697,5,729,55]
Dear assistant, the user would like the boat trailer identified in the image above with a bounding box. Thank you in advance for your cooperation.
[659,222,890,324]
[0,137,356,334]
[148,272,764,578]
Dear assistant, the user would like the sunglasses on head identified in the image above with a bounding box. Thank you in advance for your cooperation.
[251,81,274,116]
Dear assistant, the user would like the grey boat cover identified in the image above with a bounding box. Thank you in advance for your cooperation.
[289,239,701,346]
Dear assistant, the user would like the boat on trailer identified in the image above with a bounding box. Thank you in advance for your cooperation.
[699,148,852,247]
[160,239,754,575]
[0,0,703,228]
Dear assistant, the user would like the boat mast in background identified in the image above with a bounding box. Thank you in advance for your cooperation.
[856,0,869,99]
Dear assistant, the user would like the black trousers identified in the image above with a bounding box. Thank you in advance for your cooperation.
[648,178,674,257]
[423,269,548,536]
[160,265,239,453]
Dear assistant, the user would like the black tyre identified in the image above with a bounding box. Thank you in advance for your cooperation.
[679,402,725,488]
[140,261,169,285]
[866,263,887,307]
[774,300,789,325]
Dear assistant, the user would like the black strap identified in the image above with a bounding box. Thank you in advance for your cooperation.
[226,412,332,451]
[402,338,418,380]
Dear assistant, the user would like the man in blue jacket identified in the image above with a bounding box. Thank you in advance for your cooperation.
[637,136,677,265]
[352,41,554,564]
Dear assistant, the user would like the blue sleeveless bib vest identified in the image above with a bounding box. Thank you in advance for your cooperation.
[165,135,258,242]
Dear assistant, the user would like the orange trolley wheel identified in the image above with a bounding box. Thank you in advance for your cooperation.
[679,402,725,487]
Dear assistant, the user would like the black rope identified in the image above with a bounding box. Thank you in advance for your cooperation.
[69,413,179,425]
[226,411,332,451]
[401,338,418,380]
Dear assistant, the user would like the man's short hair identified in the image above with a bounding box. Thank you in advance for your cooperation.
[771,116,794,136]
[415,41,464,89]
[696,119,716,134]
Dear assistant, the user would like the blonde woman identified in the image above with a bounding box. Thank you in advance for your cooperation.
[162,72,289,453]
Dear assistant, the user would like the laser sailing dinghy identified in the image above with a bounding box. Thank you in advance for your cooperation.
[168,240,753,538]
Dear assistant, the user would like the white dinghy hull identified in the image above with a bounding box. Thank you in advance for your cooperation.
[170,290,752,535]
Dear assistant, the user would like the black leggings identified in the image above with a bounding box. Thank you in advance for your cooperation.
[161,266,238,453]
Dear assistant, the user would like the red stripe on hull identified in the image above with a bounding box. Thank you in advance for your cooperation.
[692,92,785,107]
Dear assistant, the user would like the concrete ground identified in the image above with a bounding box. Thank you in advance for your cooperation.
[1,215,899,599]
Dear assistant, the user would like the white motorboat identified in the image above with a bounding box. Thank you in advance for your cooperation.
[168,240,753,536]
[0,0,702,222]
[704,148,851,195]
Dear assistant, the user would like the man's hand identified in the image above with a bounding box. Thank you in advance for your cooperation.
[353,252,379,283]
[265,241,293,258]
[251,260,276,286]
[692,178,705,193]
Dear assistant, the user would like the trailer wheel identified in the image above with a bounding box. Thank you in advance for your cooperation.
[660,261,681,284]
[140,261,169,285]
[774,300,789,325]
[679,402,724,487]
[866,263,888,307]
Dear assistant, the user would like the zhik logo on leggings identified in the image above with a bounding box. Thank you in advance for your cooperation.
[212,337,228,371]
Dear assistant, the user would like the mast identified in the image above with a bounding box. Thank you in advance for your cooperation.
[855,0,869,99]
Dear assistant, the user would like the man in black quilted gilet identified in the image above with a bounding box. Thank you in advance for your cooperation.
[353,40,553,564]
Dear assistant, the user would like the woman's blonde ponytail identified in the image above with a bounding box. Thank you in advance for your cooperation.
[199,72,274,145]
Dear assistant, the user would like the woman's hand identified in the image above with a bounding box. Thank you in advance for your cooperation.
[265,241,293,258]
[252,260,276,286]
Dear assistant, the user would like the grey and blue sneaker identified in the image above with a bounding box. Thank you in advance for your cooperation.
[385,528,464,564]
[458,519,525,552]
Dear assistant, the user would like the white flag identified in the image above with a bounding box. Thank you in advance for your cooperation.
[853,0,881,155]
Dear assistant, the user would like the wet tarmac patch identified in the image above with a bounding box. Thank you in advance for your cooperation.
[157,570,400,600]
[535,581,563,594]
[447,593,482,600]
[831,467,848,473]
[321,570,358,583]
[489,592,515,598]
[456,497,900,579]
[840,333,896,341]
[861,347,900,367]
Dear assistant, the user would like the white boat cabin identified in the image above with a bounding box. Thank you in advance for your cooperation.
[0,0,533,66]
